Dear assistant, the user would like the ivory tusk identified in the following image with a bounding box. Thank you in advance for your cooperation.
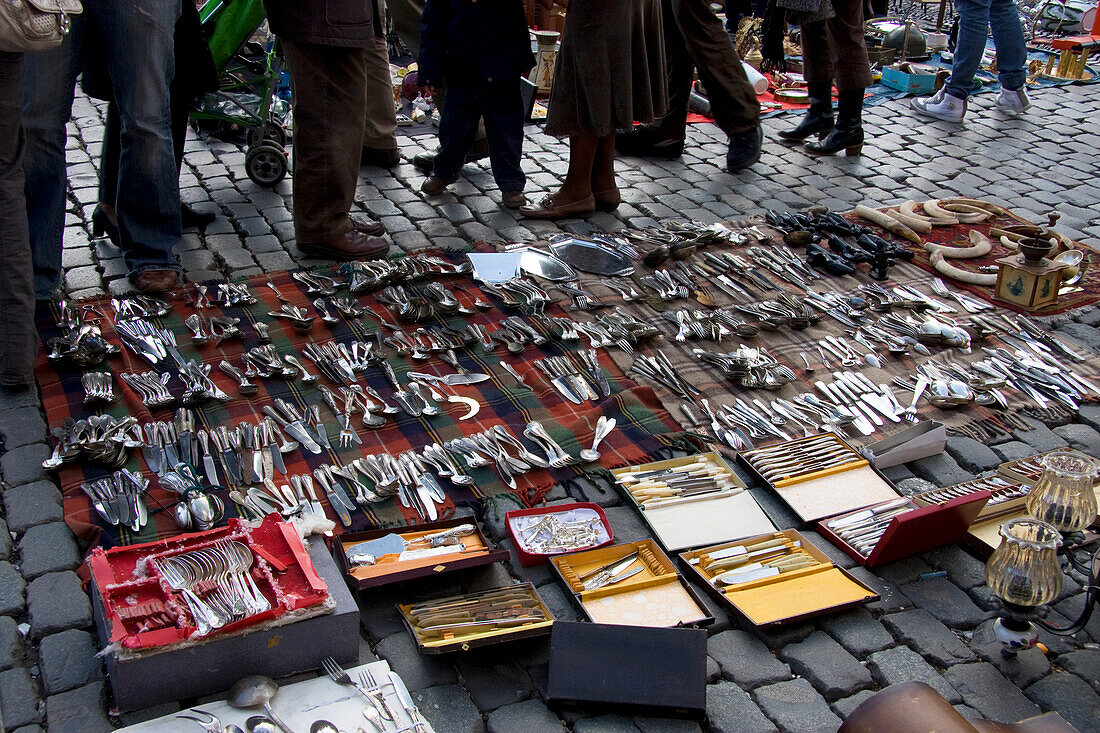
[885,208,933,234]
[854,204,922,244]
[940,203,991,223]
[940,197,1009,217]
[925,229,993,259]
[900,200,933,221]
[1000,235,1020,250]
[929,250,998,285]
[921,200,961,224]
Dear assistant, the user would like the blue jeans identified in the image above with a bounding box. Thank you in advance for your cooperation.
[946,0,1027,100]
[23,0,181,297]
[434,79,525,192]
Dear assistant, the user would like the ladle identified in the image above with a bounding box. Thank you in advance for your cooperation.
[229,676,297,733]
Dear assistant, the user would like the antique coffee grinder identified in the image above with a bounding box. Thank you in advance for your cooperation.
[994,213,1067,310]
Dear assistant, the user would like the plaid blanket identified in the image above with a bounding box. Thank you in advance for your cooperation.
[37,266,689,550]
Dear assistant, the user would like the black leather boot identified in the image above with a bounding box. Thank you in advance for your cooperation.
[777,81,833,142]
[806,89,864,156]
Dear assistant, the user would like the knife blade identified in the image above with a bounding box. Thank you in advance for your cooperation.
[308,404,331,450]
[389,671,419,722]
[262,404,323,454]
[198,430,219,486]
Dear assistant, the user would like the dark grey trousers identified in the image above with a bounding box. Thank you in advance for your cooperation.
[0,51,37,387]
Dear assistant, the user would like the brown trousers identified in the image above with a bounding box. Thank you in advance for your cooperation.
[655,0,760,139]
[362,33,398,152]
[800,0,873,92]
[282,39,368,243]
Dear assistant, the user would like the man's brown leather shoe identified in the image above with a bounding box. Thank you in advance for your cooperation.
[131,269,179,294]
[351,218,386,236]
[298,230,389,261]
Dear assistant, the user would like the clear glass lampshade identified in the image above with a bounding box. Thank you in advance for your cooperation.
[985,518,1063,608]
[1026,450,1099,534]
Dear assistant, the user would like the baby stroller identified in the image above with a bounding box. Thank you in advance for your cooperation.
[192,0,289,187]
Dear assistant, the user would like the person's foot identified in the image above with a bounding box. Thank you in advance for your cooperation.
[298,230,389,261]
[911,87,966,122]
[91,206,120,246]
[412,139,490,174]
[351,217,386,236]
[360,147,400,168]
[181,202,217,230]
[726,126,763,173]
[520,194,595,219]
[995,86,1030,114]
[501,191,527,209]
[132,269,180,294]
[592,188,621,212]
[615,126,684,158]
[421,176,453,196]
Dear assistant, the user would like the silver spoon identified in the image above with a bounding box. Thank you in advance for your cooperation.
[310,721,339,733]
[229,676,297,733]
[246,716,279,733]
[580,416,616,462]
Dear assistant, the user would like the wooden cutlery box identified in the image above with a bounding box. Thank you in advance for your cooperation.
[678,530,878,627]
[396,581,554,654]
[738,433,901,522]
[611,452,777,552]
[818,493,989,567]
[547,621,708,718]
[549,540,713,629]
[331,517,507,590]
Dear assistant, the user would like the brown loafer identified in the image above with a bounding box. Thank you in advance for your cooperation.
[502,190,527,209]
[351,217,386,236]
[298,230,389,261]
[421,176,452,196]
[131,269,179,294]
[520,194,595,220]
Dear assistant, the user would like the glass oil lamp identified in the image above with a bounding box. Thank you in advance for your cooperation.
[1026,450,1099,536]
[985,518,1064,651]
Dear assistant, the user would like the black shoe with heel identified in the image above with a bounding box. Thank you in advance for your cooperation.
[806,89,864,156]
[778,81,834,143]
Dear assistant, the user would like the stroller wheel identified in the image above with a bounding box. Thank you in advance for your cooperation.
[246,143,288,187]
[248,124,287,149]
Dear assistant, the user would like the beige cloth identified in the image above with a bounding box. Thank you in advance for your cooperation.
[544,0,669,137]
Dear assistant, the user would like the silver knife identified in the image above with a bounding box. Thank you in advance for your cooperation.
[389,670,422,726]
[309,404,331,450]
[197,430,219,486]
[263,403,323,454]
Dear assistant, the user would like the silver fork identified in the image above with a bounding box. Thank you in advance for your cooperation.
[359,669,401,723]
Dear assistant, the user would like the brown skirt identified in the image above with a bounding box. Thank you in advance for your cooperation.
[544,0,668,137]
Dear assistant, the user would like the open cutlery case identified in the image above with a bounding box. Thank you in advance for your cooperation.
[330,517,507,589]
[818,493,990,567]
[738,433,901,522]
[504,502,614,566]
[549,540,713,628]
[397,581,554,653]
[88,515,329,650]
[610,453,776,552]
[678,530,878,627]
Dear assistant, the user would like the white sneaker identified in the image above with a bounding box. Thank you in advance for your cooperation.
[911,87,967,122]
[996,86,1030,113]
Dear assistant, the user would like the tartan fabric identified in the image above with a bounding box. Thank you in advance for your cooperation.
[567,224,1100,456]
[36,264,687,551]
[849,207,1100,316]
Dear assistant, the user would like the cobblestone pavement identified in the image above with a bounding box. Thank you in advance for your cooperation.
[2,85,1100,733]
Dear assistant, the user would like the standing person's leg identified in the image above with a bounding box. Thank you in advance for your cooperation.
[425,84,480,193]
[913,0,987,120]
[282,40,387,259]
[102,0,183,289]
[479,79,526,208]
[988,0,1030,111]
[361,10,399,169]
[0,52,37,388]
[616,0,693,157]
[94,103,122,242]
[947,0,991,100]
[21,20,82,299]
[672,0,762,170]
[780,19,836,141]
[806,0,871,155]
[520,135,599,219]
